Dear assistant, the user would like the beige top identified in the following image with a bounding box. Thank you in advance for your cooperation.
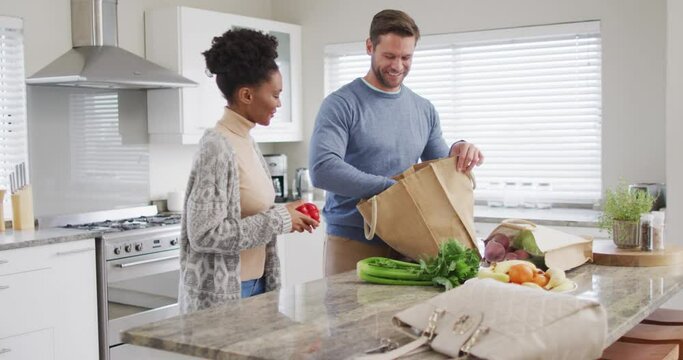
[215,108,275,281]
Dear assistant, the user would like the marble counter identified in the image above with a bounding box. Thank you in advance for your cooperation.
[123,263,683,359]
[0,228,101,251]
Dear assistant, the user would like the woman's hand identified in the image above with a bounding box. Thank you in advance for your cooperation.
[285,200,319,233]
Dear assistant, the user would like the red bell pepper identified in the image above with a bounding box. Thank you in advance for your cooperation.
[295,203,320,221]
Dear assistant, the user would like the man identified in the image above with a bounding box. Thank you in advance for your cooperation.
[309,9,484,276]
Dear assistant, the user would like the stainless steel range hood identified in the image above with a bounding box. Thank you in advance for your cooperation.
[26,0,196,89]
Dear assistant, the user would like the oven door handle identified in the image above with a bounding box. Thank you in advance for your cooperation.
[116,254,180,268]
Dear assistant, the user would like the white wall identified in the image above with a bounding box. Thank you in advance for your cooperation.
[271,0,668,195]
[661,0,683,310]
[665,0,682,245]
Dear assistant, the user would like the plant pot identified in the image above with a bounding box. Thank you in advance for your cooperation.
[612,220,639,249]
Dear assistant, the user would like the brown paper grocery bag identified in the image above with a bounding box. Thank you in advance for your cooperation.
[489,219,593,271]
[357,157,479,261]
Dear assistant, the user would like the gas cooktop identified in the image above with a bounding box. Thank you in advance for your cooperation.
[63,213,181,233]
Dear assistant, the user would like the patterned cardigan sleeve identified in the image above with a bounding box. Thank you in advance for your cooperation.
[184,130,292,254]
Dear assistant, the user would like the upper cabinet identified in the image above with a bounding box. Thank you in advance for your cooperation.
[145,7,302,144]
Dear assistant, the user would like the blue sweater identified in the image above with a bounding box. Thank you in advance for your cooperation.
[309,78,450,245]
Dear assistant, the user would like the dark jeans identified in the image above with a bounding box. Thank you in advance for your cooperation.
[240,277,265,298]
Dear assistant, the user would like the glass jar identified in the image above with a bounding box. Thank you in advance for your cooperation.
[487,181,504,207]
[651,211,665,250]
[536,182,552,209]
[639,213,654,252]
[520,182,536,208]
[503,181,521,208]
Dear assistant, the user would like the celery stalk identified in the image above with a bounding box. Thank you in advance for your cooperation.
[357,268,433,286]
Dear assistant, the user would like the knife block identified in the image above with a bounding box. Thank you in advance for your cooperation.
[0,189,5,232]
[11,185,34,230]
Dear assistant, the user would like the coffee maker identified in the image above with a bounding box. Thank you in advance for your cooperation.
[264,154,287,202]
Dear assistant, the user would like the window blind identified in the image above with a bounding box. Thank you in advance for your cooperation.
[0,16,27,219]
[324,22,602,206]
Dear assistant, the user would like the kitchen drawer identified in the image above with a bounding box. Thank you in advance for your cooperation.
[0,239,95,277]
[0,245,51,276]
[0,328,54,360]
[0,268,54,339]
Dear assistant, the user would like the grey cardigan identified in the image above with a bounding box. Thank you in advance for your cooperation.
[179,129,291,313]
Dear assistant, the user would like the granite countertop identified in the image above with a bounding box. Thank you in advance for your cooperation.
[123,262,683,359]
[474,205,601,227]
[0,228,102,251]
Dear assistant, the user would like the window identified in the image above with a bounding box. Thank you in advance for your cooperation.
[324,21,602,206]
[0,16,28,219]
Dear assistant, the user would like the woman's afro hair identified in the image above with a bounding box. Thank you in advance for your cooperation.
[203,28,279,101]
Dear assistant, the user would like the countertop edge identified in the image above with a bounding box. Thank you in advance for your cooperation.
[0,229,102,251]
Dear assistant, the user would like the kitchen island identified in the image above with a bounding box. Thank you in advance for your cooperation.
[123,260,683,359]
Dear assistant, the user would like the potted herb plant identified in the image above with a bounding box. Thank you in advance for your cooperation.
[598,182,655,248]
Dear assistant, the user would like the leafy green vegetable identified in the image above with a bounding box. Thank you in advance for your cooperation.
[512,230,543,257]
[356,240,480,290]
[418,240,480,290]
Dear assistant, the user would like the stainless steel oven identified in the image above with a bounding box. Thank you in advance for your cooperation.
[102,226,180,359]
[40,206,182,360]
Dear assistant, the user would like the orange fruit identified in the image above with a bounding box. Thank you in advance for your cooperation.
[531,273,549,287]
[508,264,535,284]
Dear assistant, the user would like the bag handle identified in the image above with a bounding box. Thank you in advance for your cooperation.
[467,171,477,190]
[500,218,538,231]
[363,195,378,240]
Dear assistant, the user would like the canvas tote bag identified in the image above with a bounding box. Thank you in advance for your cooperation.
[489,219,593,271]
[357,157,478,260]
[357,278,607,360]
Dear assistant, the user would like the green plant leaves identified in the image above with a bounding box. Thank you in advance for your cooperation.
[418,239,480,290]
[598,181,654,233]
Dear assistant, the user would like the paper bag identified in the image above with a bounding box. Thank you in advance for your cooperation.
[356,157,478,260]
[489,219,593,271]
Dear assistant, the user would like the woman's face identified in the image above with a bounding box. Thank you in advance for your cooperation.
[247,70,282,126]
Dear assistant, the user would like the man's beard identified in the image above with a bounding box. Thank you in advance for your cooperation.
[372,62,406,90]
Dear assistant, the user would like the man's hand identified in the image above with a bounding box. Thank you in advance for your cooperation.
[449,142,484,172]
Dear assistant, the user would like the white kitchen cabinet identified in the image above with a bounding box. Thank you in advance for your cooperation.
[0,328,54,360]
[145,6,302,144]
[277,213,326,288]
[0,239,98,360]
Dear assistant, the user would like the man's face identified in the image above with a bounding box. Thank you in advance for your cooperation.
[367,33,416,92]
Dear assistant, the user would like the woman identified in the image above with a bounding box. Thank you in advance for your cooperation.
[179,28,318,313]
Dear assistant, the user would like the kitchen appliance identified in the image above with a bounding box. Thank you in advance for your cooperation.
[0,189,5,232]
[39,205,182,360]
[25,0,195,89]
[264,154,287,202]
[629,183,666,211]
[294,167,313,201]
[167,191,184,212]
